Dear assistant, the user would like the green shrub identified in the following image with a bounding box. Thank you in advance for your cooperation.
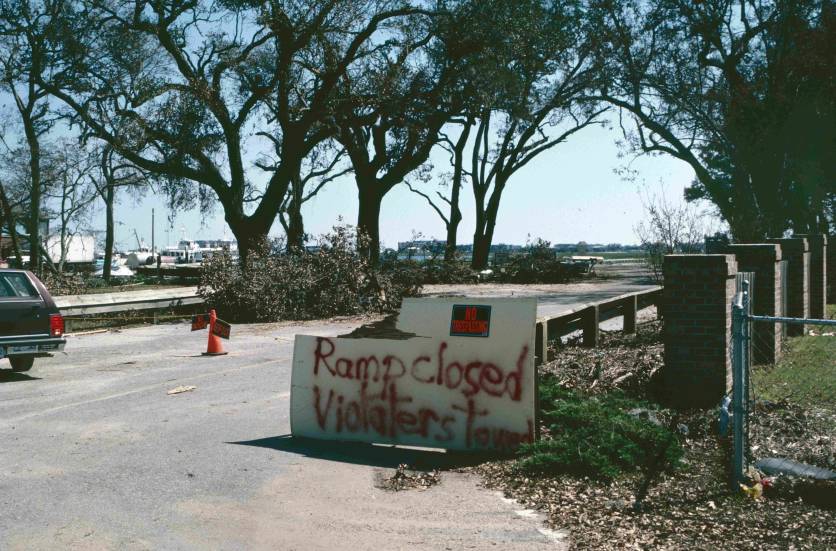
[516,377,682,481]
[198,225,423,323]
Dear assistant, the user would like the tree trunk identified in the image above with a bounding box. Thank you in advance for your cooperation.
[444,210,461,262]
[59,222,66,273]
[356,180,383,265]
[23,115,41,274]
[285,175,305,254]
[103,180,115,283]
[471,227,494,270]
[228,215,273,268]
[444,122,470,263]
[470,177,505,270]
[471,194,488,270]
[445,184,462,262]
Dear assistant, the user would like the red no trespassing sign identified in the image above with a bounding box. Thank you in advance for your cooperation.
[450,304,491,337]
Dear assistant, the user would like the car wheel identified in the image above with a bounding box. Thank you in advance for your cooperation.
[9,355,35,372]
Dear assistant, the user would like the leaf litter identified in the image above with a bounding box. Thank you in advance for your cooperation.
[375,463,441,492]
[472,321,836,550]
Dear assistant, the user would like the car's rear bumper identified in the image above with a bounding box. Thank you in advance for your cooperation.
[0,337,66,357]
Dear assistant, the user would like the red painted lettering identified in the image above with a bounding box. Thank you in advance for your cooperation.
[410,355,434,383]
[356,356,380,381]
[504,345,528,401]
[479,363,504,397]
[313,385,334,429]
[445,361,464,389]
[313,337,336,376]
[453,398,488,448]
[463,362,482,397]
[435,416,456,442]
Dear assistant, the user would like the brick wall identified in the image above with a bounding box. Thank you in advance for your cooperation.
[793,234,827,318]
[727,244,782,364]
[663,255,737,408]
[767,238,810,336]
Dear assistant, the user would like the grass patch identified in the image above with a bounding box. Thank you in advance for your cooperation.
[515,375,682,481]
[752,321,835,410]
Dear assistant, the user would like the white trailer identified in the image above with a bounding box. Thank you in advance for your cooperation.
[45,234,97,265]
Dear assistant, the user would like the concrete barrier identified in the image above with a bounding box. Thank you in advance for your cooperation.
[55,287,202,316]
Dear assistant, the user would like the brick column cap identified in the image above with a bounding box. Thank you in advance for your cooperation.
[664,254,737,274]
[727,243,782,262]
[766,237,809,253]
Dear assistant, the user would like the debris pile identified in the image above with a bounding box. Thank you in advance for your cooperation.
[543,320,664,400]
[375,464,441,492]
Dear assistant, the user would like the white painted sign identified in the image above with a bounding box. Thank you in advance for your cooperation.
[290,298,536,451]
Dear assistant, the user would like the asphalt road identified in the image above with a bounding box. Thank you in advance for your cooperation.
[1,318,572,550]
[0,276,654,550]
[424,261,657,320]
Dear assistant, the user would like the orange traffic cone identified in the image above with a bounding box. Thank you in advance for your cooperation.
[203,309,228,356]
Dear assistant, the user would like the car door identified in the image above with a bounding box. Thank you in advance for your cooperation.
[0,271,48,338]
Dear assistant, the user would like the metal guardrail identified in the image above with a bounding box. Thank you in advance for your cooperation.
[53,285,663,355]
[54,287,202,316]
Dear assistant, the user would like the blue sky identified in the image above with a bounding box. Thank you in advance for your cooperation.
[106,120,697,251]
[0,93,699,252]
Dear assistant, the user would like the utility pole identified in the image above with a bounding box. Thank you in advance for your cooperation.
[151,208,155,253]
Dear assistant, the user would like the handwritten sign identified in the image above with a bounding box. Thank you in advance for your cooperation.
[290,298,536,451]
[191,313,209,331]
[212,318,231,339]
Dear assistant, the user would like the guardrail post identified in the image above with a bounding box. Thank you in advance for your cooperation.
[546,318,560,361]
[654,291,663,320]
[581,306,599,347]
[535,321,545,366]
[623,295,637,334]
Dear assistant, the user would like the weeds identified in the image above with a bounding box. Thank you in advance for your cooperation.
[516,376,682,481]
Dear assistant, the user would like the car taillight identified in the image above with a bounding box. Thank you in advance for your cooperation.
[50,313,64,337]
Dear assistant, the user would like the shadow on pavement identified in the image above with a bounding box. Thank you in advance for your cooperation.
[0,370,41,383]
[229,434,504,470]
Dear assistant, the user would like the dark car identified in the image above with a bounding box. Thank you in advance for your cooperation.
[0,269,66,372]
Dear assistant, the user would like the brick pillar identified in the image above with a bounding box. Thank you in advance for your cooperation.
[663,255,737,408]
[767,238,810,336]
[727,244,782,364]
[793,234,827,318]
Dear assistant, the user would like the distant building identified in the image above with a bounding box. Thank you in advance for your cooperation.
[397,239,446,253]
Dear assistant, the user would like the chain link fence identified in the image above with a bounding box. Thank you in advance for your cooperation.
[730,278,836,486]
